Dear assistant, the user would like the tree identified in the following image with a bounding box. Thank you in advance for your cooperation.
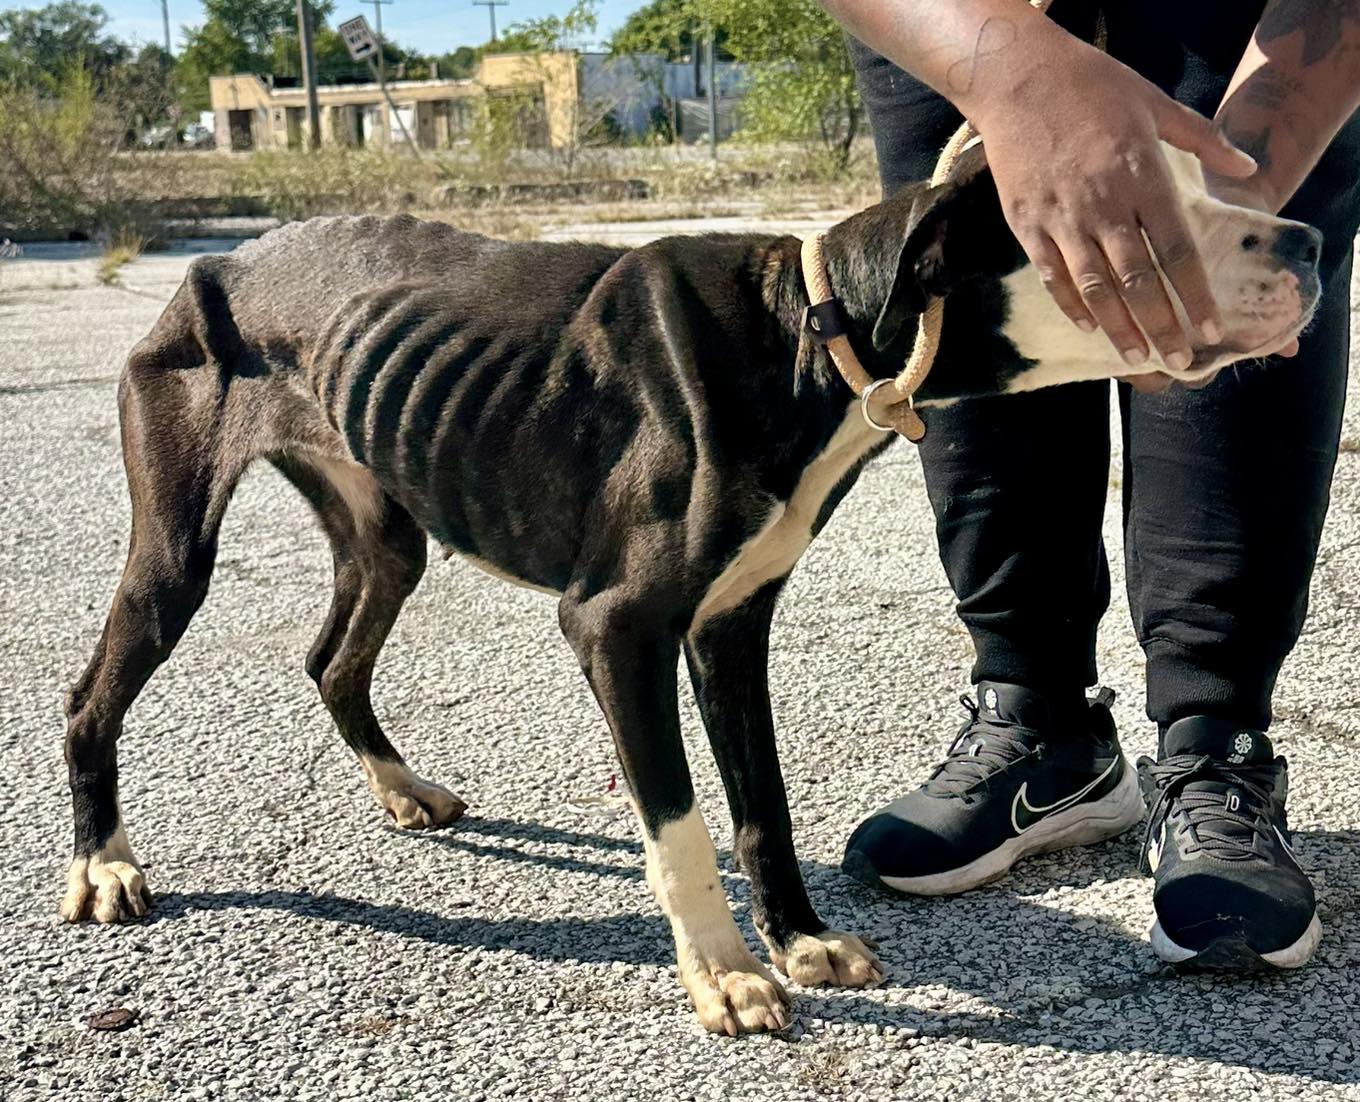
[695,0,861,172]
[0,2,128,86]
[609,0,724,62]
[433,45,479,79]
[496,0,597,52]
[173,20,251,112]
[175,0,337,112]
[197,0,332,59]
[113,43,178,131]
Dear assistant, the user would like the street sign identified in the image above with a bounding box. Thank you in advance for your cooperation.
[338,15,379,62]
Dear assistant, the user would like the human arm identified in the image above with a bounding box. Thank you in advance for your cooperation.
[820,0,1259,374]
[1206,0,1360,214]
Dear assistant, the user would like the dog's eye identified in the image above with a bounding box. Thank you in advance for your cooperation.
[1241,234,1261,251]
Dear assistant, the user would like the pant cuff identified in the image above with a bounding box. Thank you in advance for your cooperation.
[964,619,1098,701]
[1144,639,1275,733]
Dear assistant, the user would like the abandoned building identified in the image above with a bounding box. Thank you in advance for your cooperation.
[209,50,746,152]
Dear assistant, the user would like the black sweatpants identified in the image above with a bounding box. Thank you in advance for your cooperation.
[848,0,1360,731]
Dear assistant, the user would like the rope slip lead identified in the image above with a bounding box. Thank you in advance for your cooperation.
[799,0,1077,444]
[798,119,970,445]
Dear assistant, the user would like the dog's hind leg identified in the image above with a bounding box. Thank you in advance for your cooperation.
[559,585,790,1035]
[274,454,465,830]
[685,583,882,989]
[62,334,248,923]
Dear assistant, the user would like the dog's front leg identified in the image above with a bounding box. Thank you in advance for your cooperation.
[560,591,790,1036]
[685,583,883,989]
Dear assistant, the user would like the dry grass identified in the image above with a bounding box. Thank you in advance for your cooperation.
[416,209,541,240]
[96,230,145,285]
[9,137,882,246]
[99,140,882,226]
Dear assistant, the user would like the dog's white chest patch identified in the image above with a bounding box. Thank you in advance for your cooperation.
[690,405,878,631]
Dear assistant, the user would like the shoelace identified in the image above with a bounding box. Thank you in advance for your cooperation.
[1140,753,1281,870]
[925,695,1037,796]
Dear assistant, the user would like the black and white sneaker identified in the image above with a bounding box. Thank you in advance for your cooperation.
[842,683,1144,896]
[1138,717,1321,970]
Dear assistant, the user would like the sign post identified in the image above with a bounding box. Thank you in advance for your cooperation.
[338,13,421,157]
[297,0,322,150]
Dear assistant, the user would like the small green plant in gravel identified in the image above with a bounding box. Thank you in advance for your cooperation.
[96,230,145,285]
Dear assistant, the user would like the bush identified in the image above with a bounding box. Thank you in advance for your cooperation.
[228,148,433,221]
[0,65,124,236]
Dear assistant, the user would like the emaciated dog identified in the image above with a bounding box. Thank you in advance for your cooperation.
[61,144,1320,1034]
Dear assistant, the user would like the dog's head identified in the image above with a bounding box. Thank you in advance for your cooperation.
[851,142,1322,405]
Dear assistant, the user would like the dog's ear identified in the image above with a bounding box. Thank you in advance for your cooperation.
[872,182,960,353]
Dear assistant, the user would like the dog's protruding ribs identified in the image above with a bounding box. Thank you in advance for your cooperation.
[363,312,454,479]
[423,337,507,551]
[338,298,433,463]
[314,286,408,428]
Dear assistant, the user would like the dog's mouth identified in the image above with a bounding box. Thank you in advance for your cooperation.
[1171,273,1320,385]
[1176,328,1302,387]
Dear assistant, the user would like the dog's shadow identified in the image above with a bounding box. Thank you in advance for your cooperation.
[153,816,1360,1083]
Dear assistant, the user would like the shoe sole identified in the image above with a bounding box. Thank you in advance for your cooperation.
[1149,912,1322,971]
[845,759,1145,897]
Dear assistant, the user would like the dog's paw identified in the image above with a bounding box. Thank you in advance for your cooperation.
[60,845,152,924]
[772,929,883,988]
[381,779,467,829]
[363,758,467,830]
[683,952,792,1036]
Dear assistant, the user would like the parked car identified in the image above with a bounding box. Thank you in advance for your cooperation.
[182,122,215,150]
[138,125,174,148]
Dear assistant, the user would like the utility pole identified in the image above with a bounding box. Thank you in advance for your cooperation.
[369,0,393,86]
[473,0,508,45]
[160,0,171,58]
[296,0,322,150]
[706,24,718,162]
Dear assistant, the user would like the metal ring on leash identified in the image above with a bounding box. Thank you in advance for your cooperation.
[860,379,898,432]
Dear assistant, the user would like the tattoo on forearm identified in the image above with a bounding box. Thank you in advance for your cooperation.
[945,17,1017,96]
[1222,123,1275,174]
[1238,70,1315,143]
[1242,69,1306,110]
[1258,0,1360,66]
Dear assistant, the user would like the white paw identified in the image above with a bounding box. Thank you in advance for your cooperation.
[772,929,883,988]
[60,831,152,924]
[363,758,467,829]
[682,950,792,1036]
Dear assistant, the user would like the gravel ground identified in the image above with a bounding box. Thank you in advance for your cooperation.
[3,232,1359,1102]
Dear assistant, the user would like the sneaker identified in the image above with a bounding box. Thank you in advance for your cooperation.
[1138,717,1321,969]
[842,683,1144,895]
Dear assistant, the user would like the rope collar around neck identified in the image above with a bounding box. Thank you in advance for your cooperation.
[798,0,1088,443]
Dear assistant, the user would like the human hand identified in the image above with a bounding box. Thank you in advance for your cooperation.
[971,37,1259,375]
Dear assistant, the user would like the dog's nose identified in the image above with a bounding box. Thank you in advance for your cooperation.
[1272,224,1322,268]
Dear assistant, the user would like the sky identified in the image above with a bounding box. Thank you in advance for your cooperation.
[44,0,643,56]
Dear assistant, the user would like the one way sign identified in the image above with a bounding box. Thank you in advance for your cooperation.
[338,15,379,62]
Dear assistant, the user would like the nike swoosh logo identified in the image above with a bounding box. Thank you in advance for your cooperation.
[1011,759,1120,834]
[1148,825,1164,871]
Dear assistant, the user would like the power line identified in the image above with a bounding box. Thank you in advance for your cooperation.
[473,0,509,44]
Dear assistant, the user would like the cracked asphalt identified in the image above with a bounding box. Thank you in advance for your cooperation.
[3,233,1359,1101]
